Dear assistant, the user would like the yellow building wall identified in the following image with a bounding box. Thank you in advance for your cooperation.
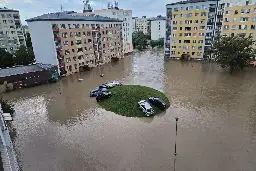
[222,4,256,39]
[170,9,208,59]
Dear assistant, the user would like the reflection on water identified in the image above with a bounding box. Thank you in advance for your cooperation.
[3,50,256,171]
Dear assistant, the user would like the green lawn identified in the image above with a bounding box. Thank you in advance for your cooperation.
[98,85,170,117]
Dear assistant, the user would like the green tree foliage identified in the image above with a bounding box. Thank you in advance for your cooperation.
[0,97,15,116]
[0,48,15,68]
[150,38,164,49]
[132,31,148,50]
[14,45,35,65]
[212,35,256,73]
[25,32,32,48]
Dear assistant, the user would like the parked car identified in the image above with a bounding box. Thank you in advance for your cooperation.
[99,84,108,89]
[138,100,154,116]
[105,81,122,88]
[148,97,166,109]
[96,92,112,102]
[90,87,108,97]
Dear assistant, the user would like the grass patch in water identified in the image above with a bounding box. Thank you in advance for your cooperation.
[98,85,170,117]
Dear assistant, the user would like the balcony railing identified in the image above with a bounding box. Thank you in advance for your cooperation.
[53,28,59,32]
[56,46,62,51]
[55,37,61,41]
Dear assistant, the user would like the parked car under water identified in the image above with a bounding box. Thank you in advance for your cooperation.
[96,92,112,102]
[90,87,108,97]
[148,97,166,109]
[138,100,154,116]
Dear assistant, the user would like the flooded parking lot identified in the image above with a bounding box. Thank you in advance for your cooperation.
[3,50,256,171]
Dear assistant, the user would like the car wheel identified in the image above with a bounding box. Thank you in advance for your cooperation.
[146,114,149,117]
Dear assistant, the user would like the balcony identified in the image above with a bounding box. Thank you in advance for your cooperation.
[57,55,64,59]
[55,37,61,41]
[217,14,223,18]
[56,46,62,51]
[76,44,82,48]
[75,36,82,40]
[59,63,65,68]
[216,22,222,26]
[53,28,59,33]
[92,27,100,31]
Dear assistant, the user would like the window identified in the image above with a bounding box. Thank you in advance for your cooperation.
[234,10,238,14]
[201,12,207,16]
[7,14,12,18]
[179,33,182,37]
[194,27,197,30]
[172,46,176,49]
[198,40,203,43]
[241,9,245,14]
[224,25,229,30]
[61,24,66,29]
[195,13,199,16]
[173,14,177,18]
[193,33,197,37]
[224,18,229,22]
[172,34,176,37]
[232,25,236,30]
[200,20,205,24]
[251,25,255,30]
[195,20,198,24]
[1,14,5,18]
[196,6,200,10]
[192,45,196,49]
[226,10,230,14]
[173,21,178,25]
[190,6,193,10]
[240,17,249,22]
[227,3,230,7]
[173,27,177,31]
[239,25,247,30]
[66,58,71,63]
[200,26,205,30]
[179,40,181,43]
[199,33,204,37]
[180,27,182,30]
[174,8,178,11]
[198,46,203,50]
[185,13,192,18]
[254,8,256,13]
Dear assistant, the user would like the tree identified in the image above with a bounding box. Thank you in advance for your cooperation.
[14,45,35,65]
[132,31,148,50]
[0,48,15,68]
[25,32,32,48]
[212,35,256,73]
[150,40,158,49]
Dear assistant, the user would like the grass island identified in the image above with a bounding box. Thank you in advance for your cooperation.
[98,85,170,117]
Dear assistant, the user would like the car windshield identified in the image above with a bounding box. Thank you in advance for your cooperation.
[146,109,151,112]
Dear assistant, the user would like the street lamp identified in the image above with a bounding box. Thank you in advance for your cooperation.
[174,117,179,156]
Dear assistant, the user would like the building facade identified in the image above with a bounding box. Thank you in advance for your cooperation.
[27,12,123,76]
[220,0,256,39]
[150,16,166,40]
[135,16,150,34]
[0,7,26,53]
[166,0,219,59]
[92,8,133,55]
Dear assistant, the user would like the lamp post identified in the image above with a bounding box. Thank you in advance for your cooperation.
[174,117,179,156]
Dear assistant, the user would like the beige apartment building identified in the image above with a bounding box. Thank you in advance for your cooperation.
[27,12,123,76]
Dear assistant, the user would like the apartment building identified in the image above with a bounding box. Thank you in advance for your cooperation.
[220,0,256,39]
[89,8,133,55]
[166,0,219,59]
[135,16,150,34]
[26,12,123,76]
[0,7,26,53]
[150,16,166,40]
[132,17,137,33]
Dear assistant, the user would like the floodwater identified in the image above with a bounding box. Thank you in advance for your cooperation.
[3,50,256,171]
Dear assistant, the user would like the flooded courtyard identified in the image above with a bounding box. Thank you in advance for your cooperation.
[3,50,256,171]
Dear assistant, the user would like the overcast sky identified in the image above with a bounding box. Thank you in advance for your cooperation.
[0,0,177,24]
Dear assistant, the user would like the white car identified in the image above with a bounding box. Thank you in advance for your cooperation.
[106,81,122,88]
[138,100,154,116]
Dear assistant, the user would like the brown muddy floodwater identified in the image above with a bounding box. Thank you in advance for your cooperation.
[3,50,256,171]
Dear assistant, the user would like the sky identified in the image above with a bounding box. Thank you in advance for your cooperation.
[0,0,176,25]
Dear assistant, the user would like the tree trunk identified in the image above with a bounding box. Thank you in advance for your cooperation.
[229,63,234,74]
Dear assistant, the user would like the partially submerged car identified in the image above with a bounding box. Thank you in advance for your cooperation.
[90,87,108,97]
[138,100,154,116]
[96,92,112,102]
[105,81,122,88]
[148,97,166,109]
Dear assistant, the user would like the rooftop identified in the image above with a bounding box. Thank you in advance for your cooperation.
[0,7,19,12]
[166,0,217,6]
[0,64,56,77]
[150,16,166,21]
[26,12,122,22]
